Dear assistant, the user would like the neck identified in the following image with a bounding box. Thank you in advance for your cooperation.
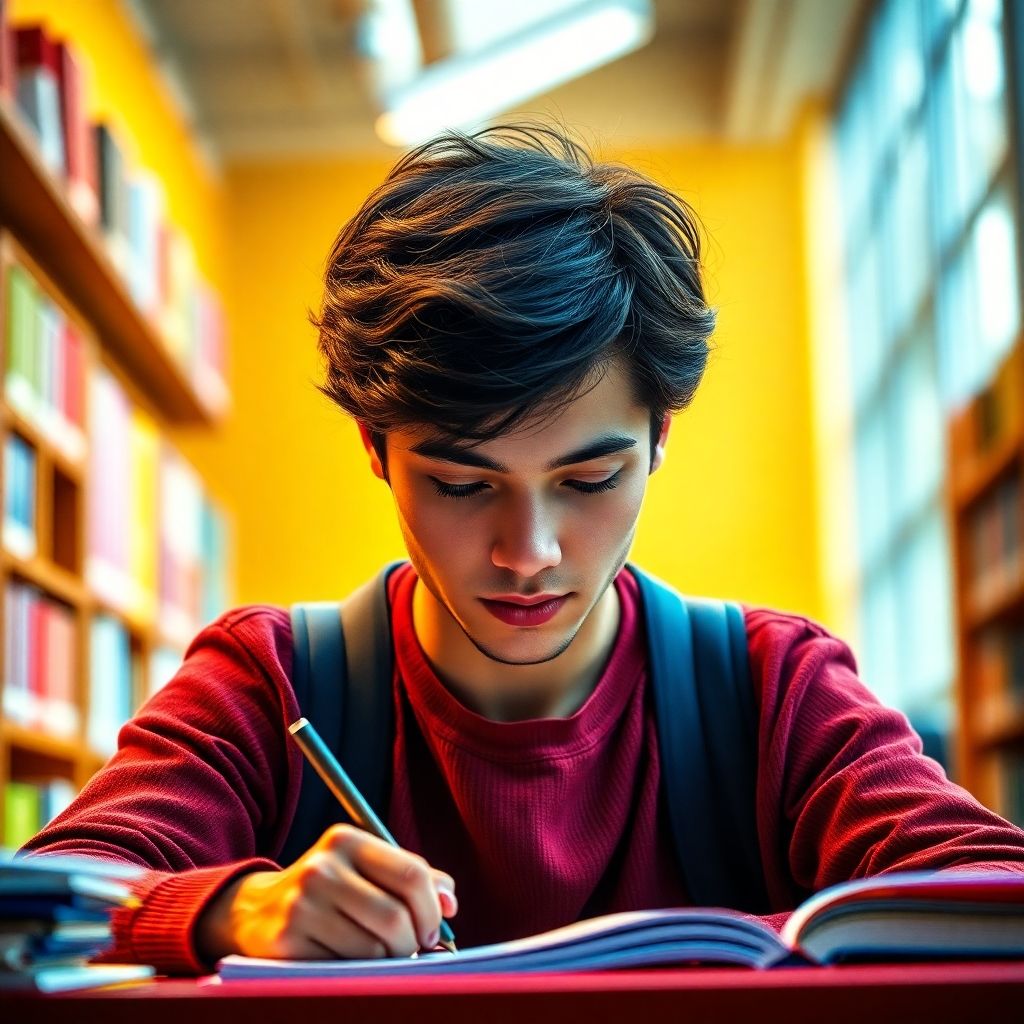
[412,579,621,722]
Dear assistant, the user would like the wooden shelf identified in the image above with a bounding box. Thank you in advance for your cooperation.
[2,720,80,763]
[966,577,1024,633]
[1,549,88,606]
[0,97,217,426]
[949,339,1024,822]
[0,401,86,483]
[952,428,1022,508]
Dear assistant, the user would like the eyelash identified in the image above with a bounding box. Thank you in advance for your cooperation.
[430,472,622,500]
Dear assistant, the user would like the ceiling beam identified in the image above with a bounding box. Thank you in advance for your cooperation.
[264,0,332,108]
[721,0,865,142]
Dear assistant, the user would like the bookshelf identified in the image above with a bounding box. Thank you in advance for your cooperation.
[0,25,232,846]
[949,340,1024,826]
[0,98,219,426]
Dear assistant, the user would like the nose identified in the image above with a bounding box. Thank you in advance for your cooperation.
[491,493,562,578]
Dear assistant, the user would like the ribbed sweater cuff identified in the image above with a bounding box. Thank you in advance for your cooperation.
[112,858,279,976]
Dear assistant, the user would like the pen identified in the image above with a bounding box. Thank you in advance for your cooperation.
[288,716,458,954]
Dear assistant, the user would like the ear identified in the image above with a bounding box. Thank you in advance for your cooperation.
[649,414,671,474]
[357,422,387,481]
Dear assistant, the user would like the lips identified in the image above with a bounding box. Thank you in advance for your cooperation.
[480,594,570,627]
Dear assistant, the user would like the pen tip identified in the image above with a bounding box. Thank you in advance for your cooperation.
[438,938,458,954]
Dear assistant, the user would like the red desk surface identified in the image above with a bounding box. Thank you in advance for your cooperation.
[3,963,1024,1024]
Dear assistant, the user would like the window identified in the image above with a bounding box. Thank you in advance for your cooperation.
[834,0,1018,735]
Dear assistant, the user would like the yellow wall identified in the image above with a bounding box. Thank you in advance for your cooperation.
[10,1,827,627]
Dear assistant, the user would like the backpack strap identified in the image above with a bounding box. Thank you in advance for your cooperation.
[278,561,405,865]
[630,563,770,913]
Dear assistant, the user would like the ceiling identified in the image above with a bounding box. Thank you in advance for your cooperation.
[124,0,868,165]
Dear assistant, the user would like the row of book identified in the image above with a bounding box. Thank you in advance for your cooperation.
[86,364,231,645]
[4,261,86,465]
[970,622,1024,739]
[965,469,1022,620]
[2,575,188,751]
[2,581,78,738]
[2,433,35,561]
[2,259,232,642]
[4,21,228,413]
[3,778,75,850]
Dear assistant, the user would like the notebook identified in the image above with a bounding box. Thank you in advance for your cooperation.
[218,869,1024,978]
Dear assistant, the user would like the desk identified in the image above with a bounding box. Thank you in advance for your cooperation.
[3,963,1023,1024]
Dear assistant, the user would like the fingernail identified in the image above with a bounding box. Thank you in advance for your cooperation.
[437,885,458,916]
[426,929,439,948]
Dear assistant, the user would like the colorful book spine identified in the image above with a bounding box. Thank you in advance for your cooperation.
[87,614,133,758]
[2,432,36,559]
[149,645,183,699]
[13,25,65,174]
[55,39,99,226]
[157,447,203,645]
[3,777,76,848]
[128,406,159,623]
[2,580,78,736]
[0,1,13,99]
[3,780,41,848]
[127,171,164,320]
[86,365,133,612]
[4,261,88,463]
[94,122,130,274]
[967,471,1023,616]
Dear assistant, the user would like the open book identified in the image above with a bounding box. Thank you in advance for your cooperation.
[218,870,1024,979]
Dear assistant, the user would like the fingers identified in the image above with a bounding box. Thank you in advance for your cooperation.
[315,826,456,955]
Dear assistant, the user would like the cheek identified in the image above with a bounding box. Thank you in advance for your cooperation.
[394,487,477,559]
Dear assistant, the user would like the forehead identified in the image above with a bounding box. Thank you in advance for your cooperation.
[391,361,649,466]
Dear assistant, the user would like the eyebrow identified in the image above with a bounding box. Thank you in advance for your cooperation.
[408,433,638,474]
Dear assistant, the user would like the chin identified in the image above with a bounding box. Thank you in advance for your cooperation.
[466,623,580,667]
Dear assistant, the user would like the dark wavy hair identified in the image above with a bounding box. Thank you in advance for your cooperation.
[313,123,716,466]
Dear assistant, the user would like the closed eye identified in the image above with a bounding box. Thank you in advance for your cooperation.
[429,471,621,500]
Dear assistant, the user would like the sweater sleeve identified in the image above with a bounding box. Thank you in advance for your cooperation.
[747,607,1024,913]
[19,605,305,974]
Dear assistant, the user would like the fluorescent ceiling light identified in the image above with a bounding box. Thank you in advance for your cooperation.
[375,0,654,147]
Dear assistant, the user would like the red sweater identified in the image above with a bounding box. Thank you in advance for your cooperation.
[22,565,1024,973]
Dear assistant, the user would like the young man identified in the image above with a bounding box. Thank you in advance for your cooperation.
[22,125,1024,974]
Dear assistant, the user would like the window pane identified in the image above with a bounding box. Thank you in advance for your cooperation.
[884,125,932,334]
[835,79,875,250]
[923,0,963,55]
[889,329,944,527]
[972,184,1020,374]
[872,0,925,157]
[951,0,1009,216]
[860,569,901,708]
[936,234,980,410]
[897,507,956,720]
[848,236,886,410]
[854,409,892,570]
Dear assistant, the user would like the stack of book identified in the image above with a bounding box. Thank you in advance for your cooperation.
[0,850,154,993]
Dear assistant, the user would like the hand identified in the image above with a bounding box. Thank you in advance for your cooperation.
[195,824,458,963]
